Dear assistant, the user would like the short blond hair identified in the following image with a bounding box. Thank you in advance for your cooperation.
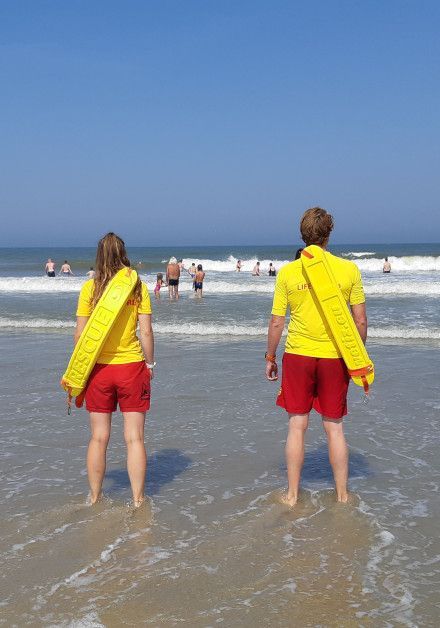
[300,207,334,246]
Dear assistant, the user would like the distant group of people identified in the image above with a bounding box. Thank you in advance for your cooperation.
[236,260,277,276]
[45,258,80,277]
[45,258,96,278]
[154,257,205,300]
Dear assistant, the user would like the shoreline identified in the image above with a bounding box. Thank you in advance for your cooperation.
[1,335,439,625]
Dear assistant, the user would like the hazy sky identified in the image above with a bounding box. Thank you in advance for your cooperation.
[1,1,439,246]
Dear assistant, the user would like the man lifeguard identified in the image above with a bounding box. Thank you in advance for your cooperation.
[265,207,367,506]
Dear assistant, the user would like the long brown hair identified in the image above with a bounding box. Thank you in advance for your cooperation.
[91,232,142,308]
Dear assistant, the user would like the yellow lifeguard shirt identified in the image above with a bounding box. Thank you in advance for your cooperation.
[271,252,365,358]
[76,279,152,364]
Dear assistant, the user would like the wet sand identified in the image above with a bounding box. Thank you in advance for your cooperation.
[1,333,439,626]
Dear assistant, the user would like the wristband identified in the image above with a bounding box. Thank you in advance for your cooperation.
[146,361,156,369]
[265,352,276,363]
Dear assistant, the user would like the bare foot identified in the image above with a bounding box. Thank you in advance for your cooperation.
[86,492,102,506]
[133,497,145,508]
[280,491,297,508]
[336,492,349,503]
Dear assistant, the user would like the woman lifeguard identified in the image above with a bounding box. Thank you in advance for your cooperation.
[74,233,155,507]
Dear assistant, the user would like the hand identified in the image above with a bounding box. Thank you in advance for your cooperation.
[265,360,278,381]
[146,362,155,380]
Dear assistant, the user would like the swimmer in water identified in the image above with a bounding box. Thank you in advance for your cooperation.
[188,263,196,290]
[268,263,276,277]
[60,260,73,276]
[194,264,205,298]
[188,262,196,278]
[383,257,391,273]
[252,261,261,276]
[86,267,95,279]
[45,258,56,277]
[166,257,180,300]
[154,272,165,299]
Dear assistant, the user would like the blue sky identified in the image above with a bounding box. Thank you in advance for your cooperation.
[1,0,439,246]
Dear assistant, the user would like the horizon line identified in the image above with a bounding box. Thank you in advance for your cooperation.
[0,241,440,249]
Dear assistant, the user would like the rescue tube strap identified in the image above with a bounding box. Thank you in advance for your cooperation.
[301,249,314,259]
[348,365,374,378]
[65,387,73,415]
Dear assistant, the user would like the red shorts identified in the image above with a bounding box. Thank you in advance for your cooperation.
[276,353,349,420]
[85,361,151,413]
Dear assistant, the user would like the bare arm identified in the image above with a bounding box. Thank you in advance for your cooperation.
[265,314,285,380]
[74,316,89,345]
[351,303,367,343]
[138,314,154,376]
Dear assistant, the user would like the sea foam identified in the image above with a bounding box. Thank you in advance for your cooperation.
[2,317,439,341]
[1,275,439,296]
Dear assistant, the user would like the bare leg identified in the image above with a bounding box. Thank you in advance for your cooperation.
[322,418,349,502]
[284,413,309,506]
[123,411,147,506]
[168,285,173,299]
[87,412,112,504]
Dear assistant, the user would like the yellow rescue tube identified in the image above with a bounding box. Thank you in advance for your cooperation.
[61,267,138,405]
[301,245,374,393]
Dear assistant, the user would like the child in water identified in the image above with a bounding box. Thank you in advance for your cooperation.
[154,272,165,299]
[194,264,205,298]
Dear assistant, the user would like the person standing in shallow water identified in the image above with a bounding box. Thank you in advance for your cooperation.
[154,272,165,299]
[265,207,367,506]
[166,257,180,299]
[194,264,205,298]
[45,258,56,277]
[60,260,73,276]
[74,232,155,507]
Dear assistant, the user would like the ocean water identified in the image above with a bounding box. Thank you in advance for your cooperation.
[1,244,440,626]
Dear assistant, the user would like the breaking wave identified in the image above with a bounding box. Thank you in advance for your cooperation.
[174,256,289,272]
[1,317,439,341]
[343,251,376,258]
[354,255,440,272]
[1,275,440,297]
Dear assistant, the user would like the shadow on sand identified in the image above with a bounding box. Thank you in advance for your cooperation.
[280,444,371,482]
[106,448,192,497]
